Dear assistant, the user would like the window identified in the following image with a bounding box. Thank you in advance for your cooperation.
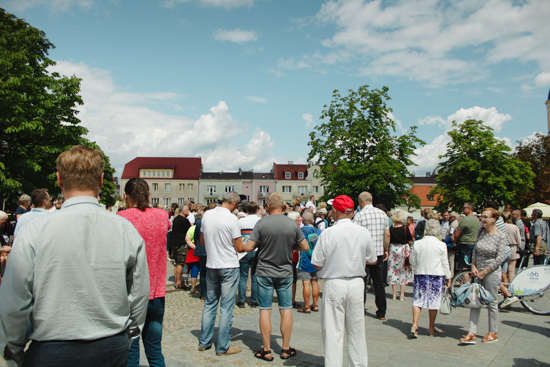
[151,198,159,205]
[187,183,193,191]
[152,183,159,191]
[206,199,217,204]
[260,199,266,205]
[282,185,291,193]
[225,185,235,193]
[152,171,156,177]
[162,171,165,177]
[163,198,171,206]
[285,171,291,179]
[187,198,194,202]
[148,171,151,177]
[178,198,185,204]
[207,185,216,195]
[312,186,319,193]
[141,171,145,177]
[179,183,185,191]
[298,186,307,194]
[298,171,304,179]
[165,183,171,191]
[259,186,269,193]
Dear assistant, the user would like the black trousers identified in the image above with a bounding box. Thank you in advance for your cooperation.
[24,332,128,367]
[364,255,387,318]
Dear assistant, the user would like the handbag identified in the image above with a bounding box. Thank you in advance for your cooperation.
[440,288,452,315]
[452,281,495,308]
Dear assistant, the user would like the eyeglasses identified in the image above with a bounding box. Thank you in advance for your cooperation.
[480,215,492,219]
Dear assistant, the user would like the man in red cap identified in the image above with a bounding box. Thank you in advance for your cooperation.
[312,195,377,367]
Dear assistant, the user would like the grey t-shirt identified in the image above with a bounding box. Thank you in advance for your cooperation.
[249,214,305,278]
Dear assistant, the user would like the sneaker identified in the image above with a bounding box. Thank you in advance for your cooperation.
[236,301,245,308]
[216,346,242,356]
[459,333,476,345]
[198,345,211,351]
[500,296,519,309]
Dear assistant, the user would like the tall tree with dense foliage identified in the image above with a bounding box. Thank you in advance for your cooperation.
[307,85,425,208]
[515,133,550,206]
[0,9,115,206]
[430,119,534,212]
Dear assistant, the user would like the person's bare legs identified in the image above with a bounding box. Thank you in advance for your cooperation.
[292,283,296,306]
[412,306,421,330]
[428,309,438,332]
[400,284,407,299]
[500,283,513,297]
[175,264,183,287]
[280,309,293,352]
[191,277,198,291]
[508,260,517,283]
[259,309,273,357]
[392,284,397,298]
[311,279,320,308]
[302,280,311,309]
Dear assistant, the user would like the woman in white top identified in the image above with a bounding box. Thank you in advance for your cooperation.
[409,219,451,338]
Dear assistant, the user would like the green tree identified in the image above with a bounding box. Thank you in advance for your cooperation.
[0,9,115,207]
[430,119,534,212]
[515,133,550,207]
[308,85,425,208]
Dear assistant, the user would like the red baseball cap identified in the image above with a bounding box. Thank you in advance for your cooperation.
[330,195,354,214]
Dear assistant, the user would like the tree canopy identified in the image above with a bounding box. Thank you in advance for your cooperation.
[307,85,425,208]
[515,133,550,207]
[430,119,534,212]
[0,9,115,207]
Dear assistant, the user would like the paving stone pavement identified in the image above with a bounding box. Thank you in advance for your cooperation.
[2,261,550,366]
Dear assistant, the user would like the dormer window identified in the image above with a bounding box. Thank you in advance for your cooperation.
[285,171,291,179]
[298,172,304,179]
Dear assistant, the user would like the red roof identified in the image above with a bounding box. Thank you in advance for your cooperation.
[121,157,201,180]
[272,163,308,180]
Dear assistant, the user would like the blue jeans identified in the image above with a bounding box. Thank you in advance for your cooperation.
[238,252,258,303]
[257,276,292,309]
[199,256,207,297]
[128,297,165,367]
[199,268,239,353]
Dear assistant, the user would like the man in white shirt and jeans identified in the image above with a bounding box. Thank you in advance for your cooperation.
[312,195,377,367]
[199,192,244,356]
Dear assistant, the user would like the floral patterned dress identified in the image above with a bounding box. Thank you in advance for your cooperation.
[387,225,414,285]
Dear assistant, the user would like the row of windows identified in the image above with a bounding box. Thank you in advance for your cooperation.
[149,183,193,191]
[141,170,172,178]
[150,198,194,206]
[284,171,304,179]
[281,185,319,193]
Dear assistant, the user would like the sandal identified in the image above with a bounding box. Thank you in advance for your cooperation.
[297,307,311,313]
[189,288,197,294]
[481,333,498,343]
[459,333,476,345]
[254,348,274,361]
[280,347,297,359]
[311,305,319,312]
[410,326,418,339]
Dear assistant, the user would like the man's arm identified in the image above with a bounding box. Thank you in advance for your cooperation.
[293,238,309,252]
[452,229,463,243]
[383,228,390,253]
[200,232,205,249]
[233,237,244,253]
[243,239,257,252]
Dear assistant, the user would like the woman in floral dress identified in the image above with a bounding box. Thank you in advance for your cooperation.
[386,211,414,300]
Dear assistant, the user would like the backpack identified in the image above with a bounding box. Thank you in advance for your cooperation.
[313,217,328,230]
[302,227,320,257]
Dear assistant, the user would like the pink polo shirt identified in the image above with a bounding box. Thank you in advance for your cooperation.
[118,207,171,299]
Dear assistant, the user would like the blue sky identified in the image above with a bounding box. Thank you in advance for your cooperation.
[2,0,550,177]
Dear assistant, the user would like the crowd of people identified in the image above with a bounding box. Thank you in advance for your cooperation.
[0,145,549,367]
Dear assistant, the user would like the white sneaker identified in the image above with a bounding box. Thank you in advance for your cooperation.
[500,296,519,309]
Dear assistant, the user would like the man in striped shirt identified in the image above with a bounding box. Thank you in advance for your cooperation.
[353,192,390,320]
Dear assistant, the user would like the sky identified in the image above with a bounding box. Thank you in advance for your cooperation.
[2,0,550,178]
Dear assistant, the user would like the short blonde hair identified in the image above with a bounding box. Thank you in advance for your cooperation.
[57,145,104,192]
[267,192,284,210]
[391,211,404,224]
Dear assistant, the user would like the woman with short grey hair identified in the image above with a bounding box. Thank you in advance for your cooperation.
[15,194,31,223]
[409,219,451,338]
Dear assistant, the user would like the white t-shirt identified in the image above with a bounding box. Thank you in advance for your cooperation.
[240,214,262,252]
[305,201,316,213]
[202,206,241,269]
[187,212,196,225]
[311,218,377,279]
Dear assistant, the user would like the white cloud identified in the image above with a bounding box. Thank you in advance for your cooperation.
[2,0,94,12]
[162,0,254,9]
[412,133,451,174]
[246,96,267,103]
[534,72,550,87]
[309,0,550,85]
[49,61,278,175]
[447,107,512,132]
[212,28,258,44]
[302,113,313,128]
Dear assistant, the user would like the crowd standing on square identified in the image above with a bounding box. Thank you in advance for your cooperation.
[0,146,549,366]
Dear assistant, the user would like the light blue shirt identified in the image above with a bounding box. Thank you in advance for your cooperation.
[13,208,48,237]
[0,196,149,362]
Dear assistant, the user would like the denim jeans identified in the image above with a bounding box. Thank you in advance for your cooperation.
[24,332,128,367]
[256,276,292,309]
[199,268,239,353]
[199,256,207,297]
[128,297,166,367]
[238,252,258,303]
